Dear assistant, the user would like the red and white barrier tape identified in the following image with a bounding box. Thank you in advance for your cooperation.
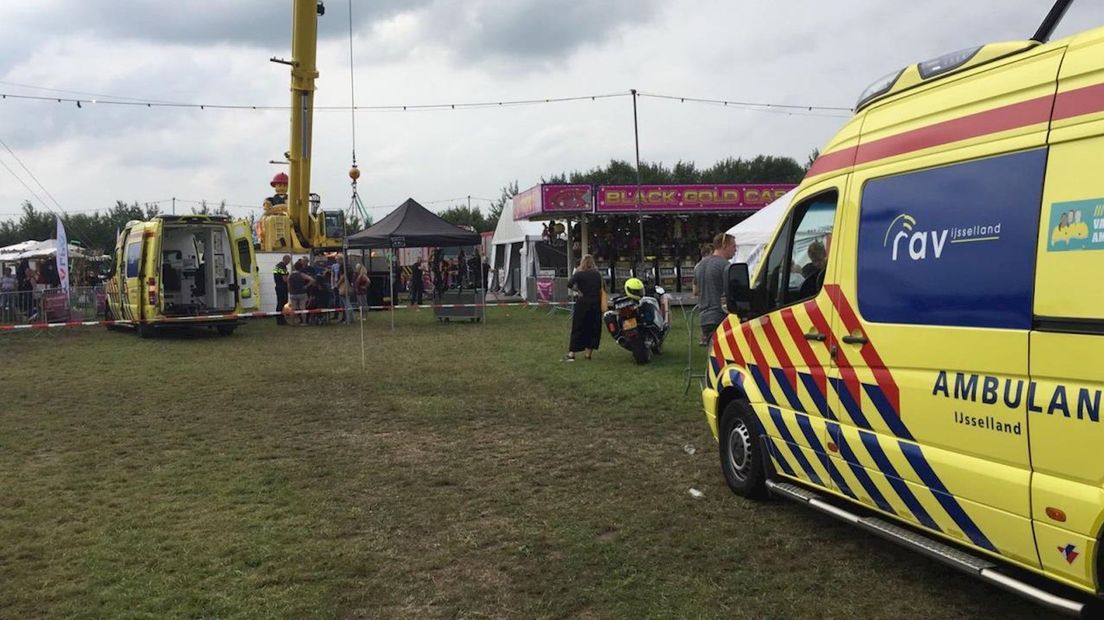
[0,300,573,332]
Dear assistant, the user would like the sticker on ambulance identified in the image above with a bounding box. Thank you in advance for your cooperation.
[1046,198,1104,252]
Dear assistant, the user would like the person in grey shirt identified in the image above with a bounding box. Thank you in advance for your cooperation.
[694,232,736,346]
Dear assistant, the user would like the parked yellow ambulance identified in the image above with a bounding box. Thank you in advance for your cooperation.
[703,17,1104,616]
[105,214,259,337]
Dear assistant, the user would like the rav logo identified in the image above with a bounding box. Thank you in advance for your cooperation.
[883,213,1002,261]
[884,214,946,261]
[1058,544,1080,564]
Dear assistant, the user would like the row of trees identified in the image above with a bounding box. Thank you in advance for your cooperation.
[0,153,813,249]
[437,154,811,233]
[0,200,234,254]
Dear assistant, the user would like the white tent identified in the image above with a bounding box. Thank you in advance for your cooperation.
[489,199,543,298]
[5,239,91,260]
[0,240,44,258]
[726,189,795,274]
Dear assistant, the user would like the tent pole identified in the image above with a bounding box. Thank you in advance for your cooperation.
[389,252,395,331]
[480,246,487,326]
[359,302,365,372]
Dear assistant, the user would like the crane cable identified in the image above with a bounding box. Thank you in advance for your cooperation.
[345,0,369,228]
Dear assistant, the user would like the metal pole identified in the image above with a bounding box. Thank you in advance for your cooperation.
[172,197,176,215]
[631,88,645,267]
[389,252,395,331]
[480,246,487,326]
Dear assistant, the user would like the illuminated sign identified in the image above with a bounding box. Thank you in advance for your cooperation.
[595,184,794,213]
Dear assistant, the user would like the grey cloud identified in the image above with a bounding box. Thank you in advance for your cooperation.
[417,0,664,64]
[8,1,426,48]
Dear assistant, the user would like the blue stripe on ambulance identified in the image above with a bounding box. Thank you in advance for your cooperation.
[708,356,722,387]
[771,368,805,412]
[830,377,874,431]
[859,430,940,531]
[767,437,798,478]
[863,383,914,441]
[795,413,857,499]
[768,407,824,486]
[827,422,897,515]
[800,372,838,421]
[898,441,997,552]
[749,365,778,406]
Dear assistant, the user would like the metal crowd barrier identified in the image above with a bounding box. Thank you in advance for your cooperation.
[0,285,106,326]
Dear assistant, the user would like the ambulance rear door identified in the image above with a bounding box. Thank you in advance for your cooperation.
[229,219,259,311]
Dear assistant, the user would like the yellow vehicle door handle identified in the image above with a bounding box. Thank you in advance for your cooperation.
[804,331,827,342]
[841,334,868,345]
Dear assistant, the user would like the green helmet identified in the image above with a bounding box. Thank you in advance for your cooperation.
[624,277,645,300]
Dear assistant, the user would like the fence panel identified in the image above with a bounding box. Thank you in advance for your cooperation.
[0,286,105,326]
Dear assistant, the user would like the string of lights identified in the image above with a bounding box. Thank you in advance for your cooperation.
[0,86,852,116]
[635,91,853,117]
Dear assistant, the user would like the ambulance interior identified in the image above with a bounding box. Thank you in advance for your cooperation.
[159,224,236,315]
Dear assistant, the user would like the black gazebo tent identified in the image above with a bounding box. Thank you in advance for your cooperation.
[347,198,480,249]
[346,198,482,328]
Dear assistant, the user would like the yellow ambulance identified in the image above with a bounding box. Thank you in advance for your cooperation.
[702,15,1104,615]
[105,214,259,337]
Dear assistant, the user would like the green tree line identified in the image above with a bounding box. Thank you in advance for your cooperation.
[2,154,811,247]
[439,154,808,233]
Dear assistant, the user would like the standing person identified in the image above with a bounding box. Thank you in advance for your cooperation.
[336,264,352,324]
[693,233,735,346]
[355,264,370,314]
[286,261,314,326]
[562,254,603,362]
[273,254,291,325]
[0,266,16,321]
[410,259,425,307]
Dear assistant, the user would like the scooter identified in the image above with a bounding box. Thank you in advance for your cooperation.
[603,280,669,364]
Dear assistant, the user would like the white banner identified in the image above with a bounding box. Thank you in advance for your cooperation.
[56,216,69,292]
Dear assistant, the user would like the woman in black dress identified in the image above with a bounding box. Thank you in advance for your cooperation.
[563,254,604,362]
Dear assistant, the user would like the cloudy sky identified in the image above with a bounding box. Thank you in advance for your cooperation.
[0,0,1102,223]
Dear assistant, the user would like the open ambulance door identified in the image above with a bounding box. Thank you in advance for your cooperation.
[229,220,259,312]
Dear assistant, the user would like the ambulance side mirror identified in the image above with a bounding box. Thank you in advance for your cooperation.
[726,262,757,317]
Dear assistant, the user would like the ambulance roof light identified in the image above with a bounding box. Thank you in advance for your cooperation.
[855,68,904,111]
[917,45,983,79]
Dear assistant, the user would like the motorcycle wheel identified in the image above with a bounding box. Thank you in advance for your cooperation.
[630,334,652,364]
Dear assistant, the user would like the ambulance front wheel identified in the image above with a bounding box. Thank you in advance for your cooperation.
[719,399,767,499]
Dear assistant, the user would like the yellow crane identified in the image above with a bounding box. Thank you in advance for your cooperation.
[257,0,346,253]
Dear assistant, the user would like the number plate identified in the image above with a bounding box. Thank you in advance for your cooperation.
[623,318,637,330]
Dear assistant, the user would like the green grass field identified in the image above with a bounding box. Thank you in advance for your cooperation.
[0,308,1059,618]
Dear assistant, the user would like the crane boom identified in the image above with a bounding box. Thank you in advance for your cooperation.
[288,0,321,239]
[256,0,344,253]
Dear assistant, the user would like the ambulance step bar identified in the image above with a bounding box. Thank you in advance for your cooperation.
[766,480,1090,617]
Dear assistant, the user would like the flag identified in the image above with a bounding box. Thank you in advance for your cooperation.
[56,216,69,292]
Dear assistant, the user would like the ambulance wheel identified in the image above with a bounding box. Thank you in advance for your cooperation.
[137,321,154,339]
[719,400,767,499]
[216,325,236,336]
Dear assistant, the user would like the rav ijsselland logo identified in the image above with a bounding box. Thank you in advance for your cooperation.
[883,214,1002,261]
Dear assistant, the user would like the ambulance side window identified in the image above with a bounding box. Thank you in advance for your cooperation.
[760,191,838,312]
[125,242,142,278]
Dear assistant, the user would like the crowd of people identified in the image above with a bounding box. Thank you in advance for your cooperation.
[402,251,489,307]
[272,250,492,323]
[273,254,370,327]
